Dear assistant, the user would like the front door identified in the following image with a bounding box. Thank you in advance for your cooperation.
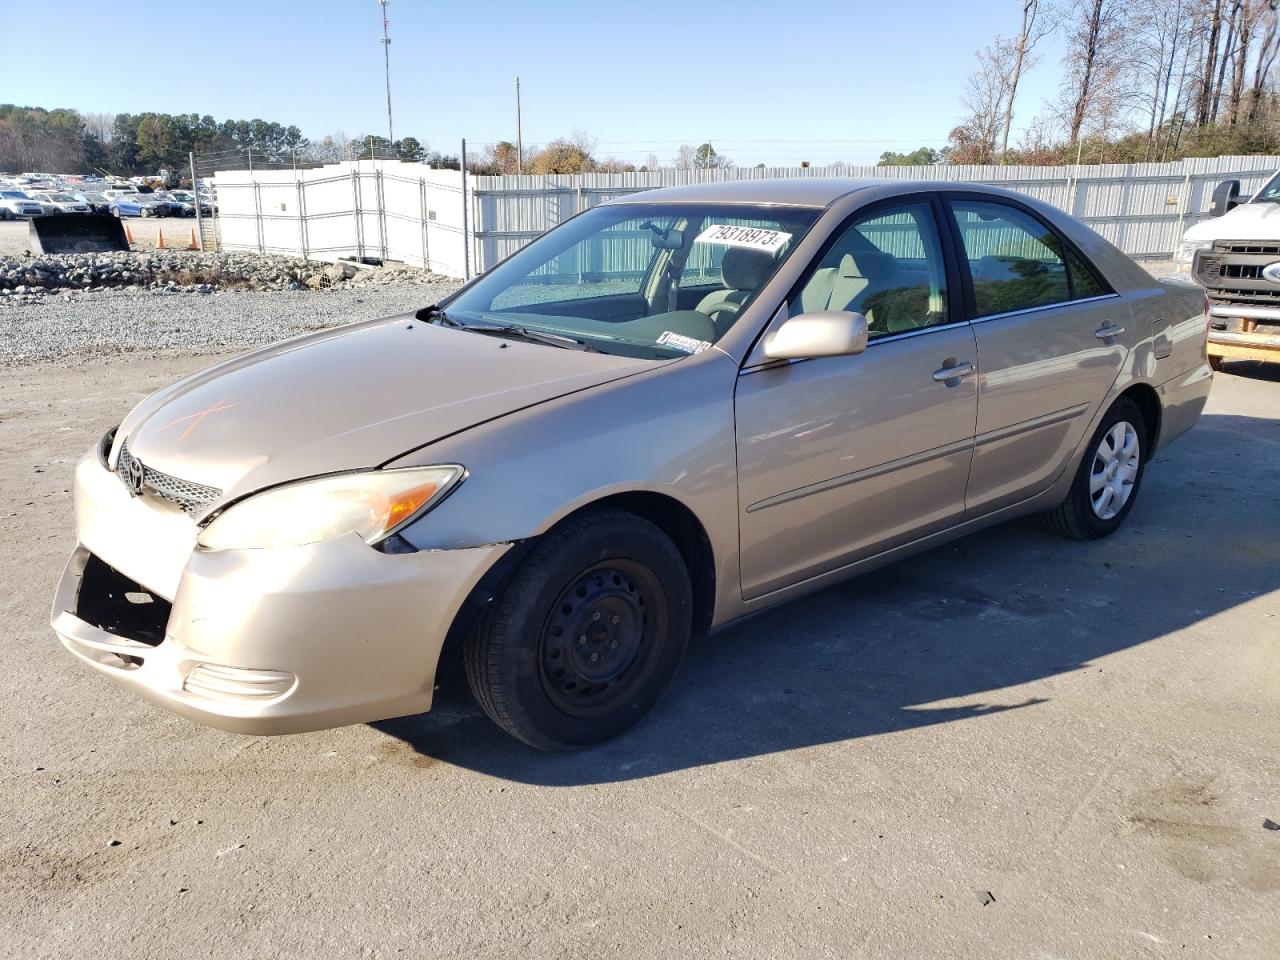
[735,198,979,600]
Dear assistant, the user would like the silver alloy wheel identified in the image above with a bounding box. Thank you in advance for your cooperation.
[1090,420,1140,520]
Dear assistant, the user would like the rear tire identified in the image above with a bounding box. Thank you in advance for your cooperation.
[1040,396,1147,540]
[465,508,692,751]
[1208,354,1224,372]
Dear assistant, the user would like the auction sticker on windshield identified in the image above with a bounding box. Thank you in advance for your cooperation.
[694,224,792,253]
[657,331,711,354]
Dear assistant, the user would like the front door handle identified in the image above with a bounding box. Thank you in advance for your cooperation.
[1095,323,1125,340]
[931,361,975,384]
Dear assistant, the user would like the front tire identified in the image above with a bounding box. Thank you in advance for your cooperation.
[1041,396,1147,540]
[465,508,692,751]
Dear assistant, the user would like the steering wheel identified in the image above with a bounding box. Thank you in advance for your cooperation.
[705,300,742,322]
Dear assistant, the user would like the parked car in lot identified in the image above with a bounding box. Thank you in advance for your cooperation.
[108,195,168,218]
[163,190,212,217]
[0,190,44,219]
[27,192,92,215]
[52,179,1211,750]
[73,192,112,215]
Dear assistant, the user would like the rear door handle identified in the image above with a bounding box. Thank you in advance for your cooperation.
[1095,323,1125,340]
[931,361,975,383]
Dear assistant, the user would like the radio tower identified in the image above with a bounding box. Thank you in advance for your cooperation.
[378,0,394,148]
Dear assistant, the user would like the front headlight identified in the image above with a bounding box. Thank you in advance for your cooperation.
[196,465,465,551]
[1175,239,1211,272]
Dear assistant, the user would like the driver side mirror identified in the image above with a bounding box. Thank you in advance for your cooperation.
[1210,179,1241,218]
[764,310,869,360]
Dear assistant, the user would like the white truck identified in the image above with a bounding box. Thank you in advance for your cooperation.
[1176,172,1280,367]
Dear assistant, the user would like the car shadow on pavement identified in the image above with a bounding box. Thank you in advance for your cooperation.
[373,410,1280,786]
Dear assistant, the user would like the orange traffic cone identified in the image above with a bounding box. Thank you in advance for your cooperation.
[187,228,198,250]
[156,228,166,250]
[124,224,133,246]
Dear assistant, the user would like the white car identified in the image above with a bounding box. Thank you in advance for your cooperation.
[27,192,92,215]
[0,190,44,219]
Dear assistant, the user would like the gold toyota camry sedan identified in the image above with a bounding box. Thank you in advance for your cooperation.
[52,179,1212,750]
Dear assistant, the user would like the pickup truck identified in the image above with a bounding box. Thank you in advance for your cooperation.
[1176,171,1280,368]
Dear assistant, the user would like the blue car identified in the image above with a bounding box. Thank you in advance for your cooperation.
[108,196,166,218]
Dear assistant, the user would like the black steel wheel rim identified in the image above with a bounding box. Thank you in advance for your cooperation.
[538,559,666,718]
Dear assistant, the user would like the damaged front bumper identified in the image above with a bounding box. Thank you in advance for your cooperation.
[51,450,509,735]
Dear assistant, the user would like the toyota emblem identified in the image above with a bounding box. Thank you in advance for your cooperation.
[126,457,145,497]
[1262,261,1280,284]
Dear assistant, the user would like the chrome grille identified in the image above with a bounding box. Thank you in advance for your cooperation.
[115,440,221,517]
[1215,239,1280,256]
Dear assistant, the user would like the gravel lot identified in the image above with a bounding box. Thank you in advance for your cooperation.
[1,283,1278,959]
[0,284,461,365]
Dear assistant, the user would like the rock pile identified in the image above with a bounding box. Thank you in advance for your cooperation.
[0,250,455,302]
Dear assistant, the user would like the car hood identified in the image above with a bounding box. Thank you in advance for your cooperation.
[118,315,664,504]
[1183,199,1280,242]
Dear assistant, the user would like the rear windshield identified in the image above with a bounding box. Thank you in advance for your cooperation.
[444,202,821,359]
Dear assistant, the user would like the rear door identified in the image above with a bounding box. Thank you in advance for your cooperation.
[734,196,978,599]
[943,195,1129,515]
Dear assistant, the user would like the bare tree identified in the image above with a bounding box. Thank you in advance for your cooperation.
[1228,0,1267,123]
[82,112,116,144]
[1000,1,1054,161]
[1247,2,1280,120]
[953,38,1014,163]
[305,132,351,163]
[1059,0,1133,144]
[1196,0,1226,124]
[1132,0,1195,156]
[1211,1,1243,123]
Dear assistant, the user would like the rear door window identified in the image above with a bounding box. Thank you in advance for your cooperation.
[949,200,1070,317]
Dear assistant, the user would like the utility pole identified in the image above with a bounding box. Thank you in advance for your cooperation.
[378,0,394,145]
[515,76,524,174]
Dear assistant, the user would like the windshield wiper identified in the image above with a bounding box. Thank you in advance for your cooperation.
[463,321,598,351]
[417,305,465,327]
[419,306,595,351]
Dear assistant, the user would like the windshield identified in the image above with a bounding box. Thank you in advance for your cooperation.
[50,194,76,202]
[1256,173,1280,202]
[2,192,28,199]
[443,202,819,359]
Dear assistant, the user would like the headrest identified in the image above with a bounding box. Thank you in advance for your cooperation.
[721,247,776,291]
[839,250,896,282]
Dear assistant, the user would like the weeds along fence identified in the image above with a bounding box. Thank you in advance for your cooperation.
[207,155,1280,279]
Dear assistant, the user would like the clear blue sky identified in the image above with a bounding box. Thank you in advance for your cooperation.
[1,0,1068,166]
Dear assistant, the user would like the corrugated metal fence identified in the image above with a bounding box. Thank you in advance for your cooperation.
[215,155,1280,276]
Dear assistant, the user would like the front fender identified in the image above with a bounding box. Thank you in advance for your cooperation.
[387,348,744,618]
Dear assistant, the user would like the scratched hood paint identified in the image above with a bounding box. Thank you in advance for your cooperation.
[117,315,660,502]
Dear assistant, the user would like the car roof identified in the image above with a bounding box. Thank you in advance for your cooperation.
[600,177,1049,209]
[603,178,885,207]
